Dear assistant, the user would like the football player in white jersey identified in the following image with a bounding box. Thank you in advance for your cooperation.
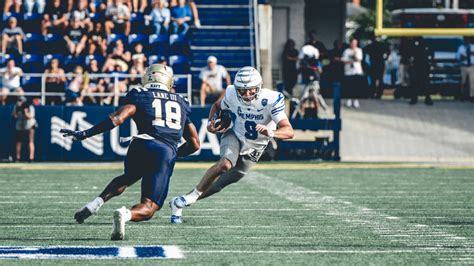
[169,66,294,224]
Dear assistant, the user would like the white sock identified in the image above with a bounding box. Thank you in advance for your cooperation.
[86,197,104,214]
[123,208,132,222]
[183,188,202,205]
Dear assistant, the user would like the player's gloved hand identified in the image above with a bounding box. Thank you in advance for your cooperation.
[207,119,228,134]
[59,129,88,141]
[255,124,275,138]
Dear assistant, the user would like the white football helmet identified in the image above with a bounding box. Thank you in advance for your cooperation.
[142,64,174,91]
[233,66,262,105]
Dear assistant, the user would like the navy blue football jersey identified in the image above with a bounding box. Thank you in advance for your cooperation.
[125,86,191,151]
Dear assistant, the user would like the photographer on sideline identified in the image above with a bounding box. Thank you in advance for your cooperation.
[12,97,37,162]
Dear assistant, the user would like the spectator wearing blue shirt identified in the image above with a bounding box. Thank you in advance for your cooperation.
[170,0,192,35]
[146,0,170,35]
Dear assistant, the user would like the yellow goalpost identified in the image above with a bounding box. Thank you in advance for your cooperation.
[374,0,474,36]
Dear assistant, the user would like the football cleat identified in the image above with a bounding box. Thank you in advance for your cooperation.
[74,207,92,224]
[169,196,186,224]
[111,207,127,240]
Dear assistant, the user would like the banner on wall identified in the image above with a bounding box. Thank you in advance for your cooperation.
[0,106,221,161]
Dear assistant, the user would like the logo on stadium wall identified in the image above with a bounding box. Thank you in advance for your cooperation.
[51,111,104,155]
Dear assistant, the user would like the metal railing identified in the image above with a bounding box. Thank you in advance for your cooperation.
[1,72,192,106]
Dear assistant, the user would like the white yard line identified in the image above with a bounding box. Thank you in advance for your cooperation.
[243,172,474,256]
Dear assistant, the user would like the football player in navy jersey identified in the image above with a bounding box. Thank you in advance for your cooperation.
[60,64,200,240]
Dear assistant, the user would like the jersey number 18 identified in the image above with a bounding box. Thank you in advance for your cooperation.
[152,99,182,130]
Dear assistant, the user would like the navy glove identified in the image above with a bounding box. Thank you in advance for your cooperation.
[60,129,88,141]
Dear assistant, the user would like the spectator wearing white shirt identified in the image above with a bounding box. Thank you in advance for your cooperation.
[456,37,474,100]
[199,56,231,106]
[105,0,131,36]
[341,38,364,108]
[0,59,24,105]
[146,0,170,35]
[1,17,25,56]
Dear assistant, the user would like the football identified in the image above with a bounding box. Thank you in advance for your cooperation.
[214,109,233,129]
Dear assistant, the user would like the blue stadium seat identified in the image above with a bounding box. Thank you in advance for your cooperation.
[43,54,64,68]
[128,33,148,48]
[21,75,41,92]
[44,34,65,54]
[0,54,22,67]
[107,34,127,46]
[22,54,43,73]
[22,12,42,33]
[130,13,146,34]
[89,12,104,23]
[148,34,169,57]
[169,55,190,74]
[169,34,190,56]
[148,55,165,65]
[85,54,105,68]
[24,33,43,54]
[64,55,85,72]
[2,12,22,22]
[173,77,188,94]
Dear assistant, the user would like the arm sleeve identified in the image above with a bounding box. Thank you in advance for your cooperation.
[270,93,287,124]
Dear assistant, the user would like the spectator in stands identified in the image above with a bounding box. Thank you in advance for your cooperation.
[24,0,46,14]
[102,39,131,73]
[456,37,474,101]
[0,59,24,105]
[158,55,173,75]
[12,96,37,162]
[1,17,25,56]
[72,0,93,31]
[3,0,21,14]
[170,0,201,28]
[44,58,66,105]
[64,16,88,57]
[89,0,106,14]
[364,34,388,99]
[87,22,107,56]
[145,0,170,35]
[128,0,147,13]
[129,55,145,85]
[199,56,231,107]
[103,63,128,105]
[131,43,146,64]
[170,0,192,35]
[41,0,69,35]
[409,37,432,105]
[341,38,364,108]
[105,0,131,36]
[282,39,298,96]
[86,58,106,105]
[65,65,87,106]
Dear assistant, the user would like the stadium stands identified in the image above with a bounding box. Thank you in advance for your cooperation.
[0,0,257,105]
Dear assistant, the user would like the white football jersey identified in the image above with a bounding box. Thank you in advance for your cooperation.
[221,86,287,154]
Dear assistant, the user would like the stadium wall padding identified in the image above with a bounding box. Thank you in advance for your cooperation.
[0,106,220,162]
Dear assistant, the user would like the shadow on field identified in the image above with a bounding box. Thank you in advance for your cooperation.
[0,237,105,241]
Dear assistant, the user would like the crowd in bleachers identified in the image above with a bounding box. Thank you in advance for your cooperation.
[1,0,203,105]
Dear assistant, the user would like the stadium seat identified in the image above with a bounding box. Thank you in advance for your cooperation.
[22,12,42,33]
[128,34,148,48]
[148,34,169,57]
[2,12,22,22]
[173,77,188,94]
[64,55,85,72]
[43,54,64,68]
[44,34,65,54]
[21,75,41,92]
[22,54,43,73]
[107,34,127,46]
[130,13,146,34]
[169,34,190,56]
[89,12,104,23]
[24,33,43,54]
[85,54,105,68]
[0,54,22,67]
[169,55,190,74]
[148,55,165,65]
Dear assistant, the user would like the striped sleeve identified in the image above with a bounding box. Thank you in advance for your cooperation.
[270,92,287,123]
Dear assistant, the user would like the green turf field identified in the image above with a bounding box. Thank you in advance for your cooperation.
[0,163,473,264]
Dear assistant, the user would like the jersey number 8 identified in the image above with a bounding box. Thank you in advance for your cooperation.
[152,99,182,130]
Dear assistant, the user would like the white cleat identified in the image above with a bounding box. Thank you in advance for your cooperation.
[169,196,186,224]
[111,207,127,240]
